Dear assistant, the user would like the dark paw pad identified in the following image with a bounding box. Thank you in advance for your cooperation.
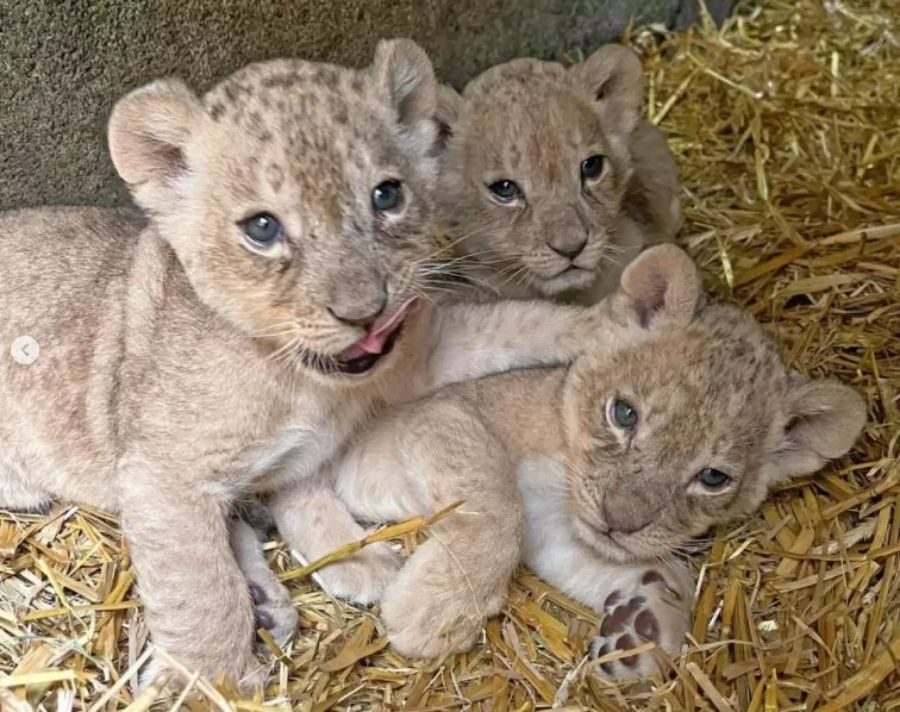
[255,609,275,631]
[641,569,666,585]
[634,609,661,643]
[614,633,640,669]
[249,582,268,605]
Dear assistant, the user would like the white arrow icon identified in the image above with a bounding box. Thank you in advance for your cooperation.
[11,336,40,366]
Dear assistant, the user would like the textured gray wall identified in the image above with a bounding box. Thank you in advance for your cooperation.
[0,0,730,209]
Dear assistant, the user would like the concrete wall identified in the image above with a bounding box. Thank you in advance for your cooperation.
[0,0,731,209]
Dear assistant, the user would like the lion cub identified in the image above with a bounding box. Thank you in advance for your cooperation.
[0,41,617,687]
[328,245,865,676]
[436,45,681,304]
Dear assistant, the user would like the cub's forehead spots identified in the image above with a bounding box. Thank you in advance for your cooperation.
[266,164,284,193]
[200,59,406,210]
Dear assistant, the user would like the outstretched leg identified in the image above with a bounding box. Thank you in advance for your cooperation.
[335,398,524,658]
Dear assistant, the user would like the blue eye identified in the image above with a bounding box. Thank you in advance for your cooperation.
[372,180,403,212]
[696,468,731,490]
[240,213,283,248]
[487,179,521,203]
[610,399,638,429]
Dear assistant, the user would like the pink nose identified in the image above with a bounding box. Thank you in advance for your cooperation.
[602,494,658,534]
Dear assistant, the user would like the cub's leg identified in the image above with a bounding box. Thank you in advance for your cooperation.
[519,462,693,679]
[230,518,298,648]
[335,399,523,659]
[269,470,400,605]
[120,464,262,688]
[0,451,52,512]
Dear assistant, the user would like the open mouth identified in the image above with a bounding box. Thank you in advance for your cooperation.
[302,297,418,377]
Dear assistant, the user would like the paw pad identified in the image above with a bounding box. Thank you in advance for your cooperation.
[591,567,691,680]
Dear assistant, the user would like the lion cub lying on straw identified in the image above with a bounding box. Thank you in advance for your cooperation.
[327,244,865,677]
[0,41,619,687]
[436,44,681,304]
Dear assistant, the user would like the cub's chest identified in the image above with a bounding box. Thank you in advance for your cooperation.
[247,394,373,493]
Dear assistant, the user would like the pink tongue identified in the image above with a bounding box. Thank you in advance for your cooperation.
[340,297,418,361]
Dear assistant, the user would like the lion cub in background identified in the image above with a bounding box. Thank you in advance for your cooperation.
[437,44,681,304]
[328,245,865,677]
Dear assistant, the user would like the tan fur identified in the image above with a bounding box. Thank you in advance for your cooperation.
[323,245,865,676]
[0,41,626,686]
[436,45,682,303]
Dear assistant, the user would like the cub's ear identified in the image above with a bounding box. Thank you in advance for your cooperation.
[373,38,437,128]
[435,83,462,149]
[767,379,866,481]
[618,244,702,329]
[570,44,643,139]
[108,78,205,211]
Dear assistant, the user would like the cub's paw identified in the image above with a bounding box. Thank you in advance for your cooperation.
[315,542,401,606]
[249,580,298,650]
[591,566,692,680]
[381,582,483,659]
[380,541,494,659]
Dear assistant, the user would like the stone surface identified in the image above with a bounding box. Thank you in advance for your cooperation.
[0,0,730,209]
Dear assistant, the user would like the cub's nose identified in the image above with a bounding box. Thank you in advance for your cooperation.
[328,296,387,330]
[548,238,587,261]
[602,494,658,535]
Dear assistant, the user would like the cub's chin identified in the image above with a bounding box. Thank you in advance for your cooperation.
[532,265,597,296]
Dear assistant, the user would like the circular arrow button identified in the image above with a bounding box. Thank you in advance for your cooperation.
[11,336,40,366]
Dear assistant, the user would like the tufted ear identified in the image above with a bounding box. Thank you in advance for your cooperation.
[434,83,462,149]
[373,38,437,128]
[767,378,866,481]
[108,78,205,211]
[618,244,702,329]
[570,44,643,139]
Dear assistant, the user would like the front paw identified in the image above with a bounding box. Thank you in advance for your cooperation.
[381,577,482,659]
[591,566,692,680]
[249,580,298,649]
[315,542,401,605]
[380,540,494,659]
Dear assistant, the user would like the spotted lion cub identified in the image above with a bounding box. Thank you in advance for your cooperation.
[436,44,681,304]
[0,41,618,687]
[329,244,865,676]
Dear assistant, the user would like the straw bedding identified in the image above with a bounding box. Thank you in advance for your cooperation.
[1,0,898,709]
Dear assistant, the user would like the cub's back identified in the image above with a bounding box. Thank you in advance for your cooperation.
[0,207,144,507]
[0,207,143,310]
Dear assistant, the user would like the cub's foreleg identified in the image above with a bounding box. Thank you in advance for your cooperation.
[335,399,524,659]
[417,299,616,394]
[119,461,262,688]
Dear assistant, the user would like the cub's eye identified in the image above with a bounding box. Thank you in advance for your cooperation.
[581,155,606,181]
[372,180,404,213]
[696,468,731,490]
[487,179,521,203]
[609,398,638,429]
[240,213,283,248]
